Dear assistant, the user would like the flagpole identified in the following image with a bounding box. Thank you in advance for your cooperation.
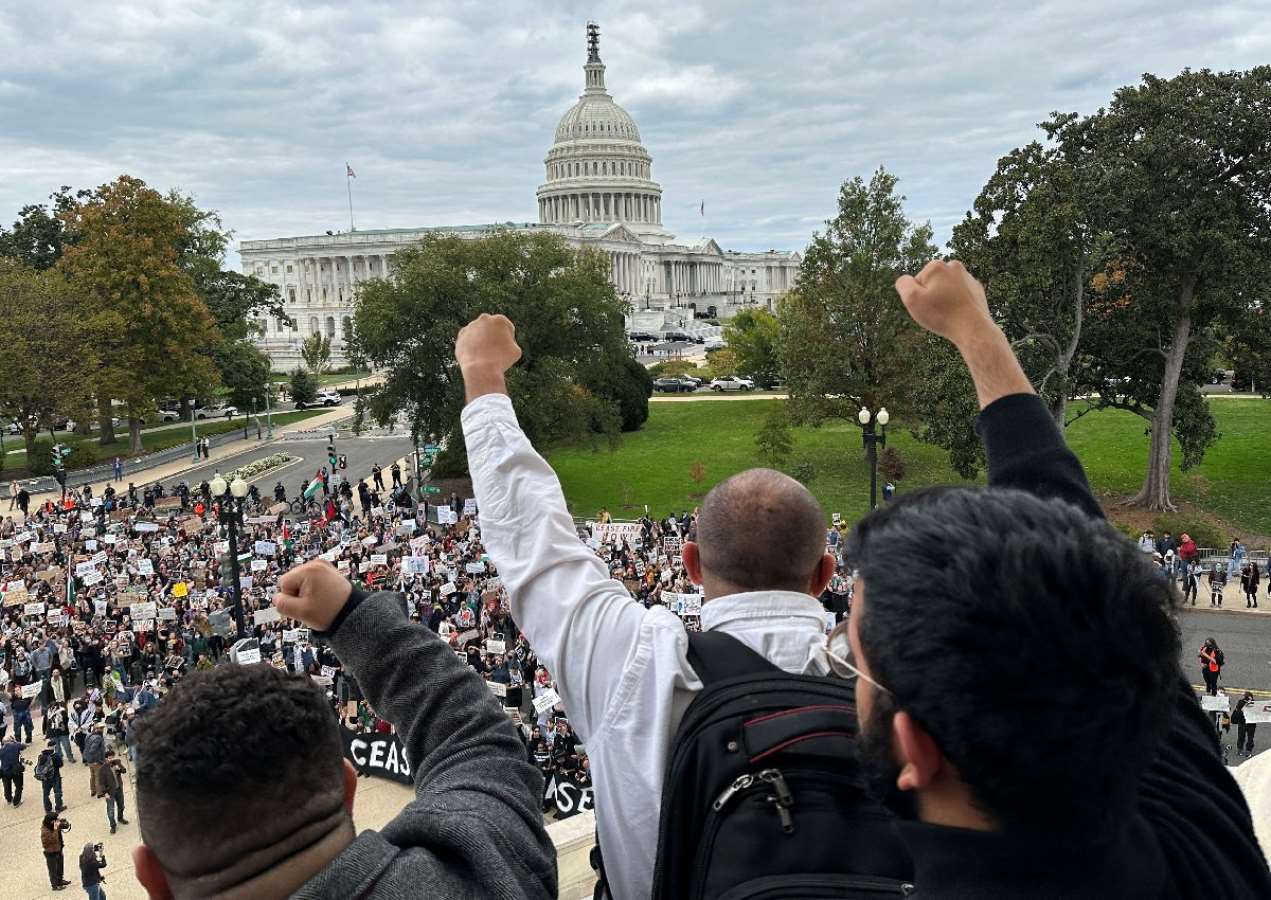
[346,170,355,232]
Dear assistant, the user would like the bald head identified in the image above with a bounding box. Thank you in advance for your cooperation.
[694,468,828,594]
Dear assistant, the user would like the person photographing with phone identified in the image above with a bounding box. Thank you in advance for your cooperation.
[79,842,107,900]
[40,812,72,890]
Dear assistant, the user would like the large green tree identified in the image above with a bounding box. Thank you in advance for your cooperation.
[58,176,222,451]
[353,230,631,464]
[1048,67,1271,510]
[0,187,82,270]
[724,308,782,388]
[300,334,333,375]
[779,167,937,424]
[0,259,92,457]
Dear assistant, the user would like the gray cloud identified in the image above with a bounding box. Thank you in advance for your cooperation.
[2,0,1268,266]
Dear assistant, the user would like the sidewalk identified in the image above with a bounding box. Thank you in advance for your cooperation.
[23,408,351,509]
[1182,580,1270,615]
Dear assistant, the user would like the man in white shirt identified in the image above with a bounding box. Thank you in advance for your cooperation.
[456,314,837,900]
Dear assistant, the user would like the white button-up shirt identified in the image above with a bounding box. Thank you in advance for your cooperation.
[463,394,833,900]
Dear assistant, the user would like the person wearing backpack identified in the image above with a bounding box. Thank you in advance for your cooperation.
[36,739,66,814]
[455,313,912,900]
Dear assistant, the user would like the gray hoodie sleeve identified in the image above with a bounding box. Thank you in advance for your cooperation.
[323,589,557,898]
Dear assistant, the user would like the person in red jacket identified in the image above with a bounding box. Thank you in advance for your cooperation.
[1178,533,1198,580]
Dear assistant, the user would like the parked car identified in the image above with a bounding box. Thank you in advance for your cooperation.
[157,408,181,423]
[709,376,755,392]
[194,404,237,420]
[653,377,697,393]
[296,389,342,410]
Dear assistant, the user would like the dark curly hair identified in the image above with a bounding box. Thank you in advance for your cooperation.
[134,663,345,868]
[847,486,1181,837]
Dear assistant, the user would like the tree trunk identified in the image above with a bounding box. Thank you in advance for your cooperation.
[1126,278,1195,511]
[1050,267,1086,429]
[23,424,37,458]
[97,395,117,446]
[128,417,143,455]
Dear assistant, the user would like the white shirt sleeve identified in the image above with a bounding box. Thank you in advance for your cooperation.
[462,393,653,743]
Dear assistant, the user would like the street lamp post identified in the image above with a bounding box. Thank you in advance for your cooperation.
[210,473,250,637]
[857,406,890,510]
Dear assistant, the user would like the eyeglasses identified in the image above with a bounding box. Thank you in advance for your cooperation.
[826,631,892,695]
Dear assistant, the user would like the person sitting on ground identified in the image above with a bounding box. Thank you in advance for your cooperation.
[130,559,556,900]
[836,259,1270,897]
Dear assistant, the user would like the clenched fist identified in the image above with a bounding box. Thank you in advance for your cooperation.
[274,560,354,632]
[455,313,522,376]
[894,260,995,348]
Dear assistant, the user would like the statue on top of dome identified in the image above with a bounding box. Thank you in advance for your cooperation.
[587,21,601,63]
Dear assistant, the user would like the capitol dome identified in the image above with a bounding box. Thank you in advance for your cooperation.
[536,23,666,236]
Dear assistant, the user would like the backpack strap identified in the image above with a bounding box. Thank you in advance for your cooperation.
[687,630,781,687]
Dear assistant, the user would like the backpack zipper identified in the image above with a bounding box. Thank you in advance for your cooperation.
[712,768,796,834]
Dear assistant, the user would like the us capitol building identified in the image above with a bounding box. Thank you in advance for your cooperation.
[241,24,801,368]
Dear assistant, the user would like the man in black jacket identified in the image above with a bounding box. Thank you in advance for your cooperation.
[130,560,556,899]
[840,260,1270,898]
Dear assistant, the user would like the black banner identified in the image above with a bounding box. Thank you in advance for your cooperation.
[544,773,594,819]
[340,726,413,785]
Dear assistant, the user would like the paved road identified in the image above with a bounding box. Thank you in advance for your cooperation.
[1180,604,1271,694]
[139,430,415,497]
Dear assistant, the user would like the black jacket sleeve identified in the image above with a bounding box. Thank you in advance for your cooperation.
[976,393,1102,520]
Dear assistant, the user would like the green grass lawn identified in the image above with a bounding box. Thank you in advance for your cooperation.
[2,410,327,473]
[548,398,1271,539]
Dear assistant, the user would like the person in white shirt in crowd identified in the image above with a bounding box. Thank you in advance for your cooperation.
[456,314,841,900]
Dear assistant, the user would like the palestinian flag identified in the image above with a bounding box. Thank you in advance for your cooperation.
[281,521,294,553]
[67,571,76,608]
[303,479,322,501]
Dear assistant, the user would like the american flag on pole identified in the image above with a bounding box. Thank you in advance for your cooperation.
[346,163,356,178]
[700,200,705,216]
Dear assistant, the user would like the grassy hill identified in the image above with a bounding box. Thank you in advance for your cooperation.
[548,397,1271,546]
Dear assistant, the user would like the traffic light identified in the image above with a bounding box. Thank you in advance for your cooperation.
[327,444,337,469]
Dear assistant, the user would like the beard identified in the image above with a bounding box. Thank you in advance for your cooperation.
[858,694,920,822]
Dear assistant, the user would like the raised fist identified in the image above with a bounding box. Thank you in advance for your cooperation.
[274,560,353,632]
[455,314,522,376]
[894,260,994,348]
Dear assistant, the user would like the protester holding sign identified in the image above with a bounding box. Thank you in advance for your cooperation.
[130,559,556,899]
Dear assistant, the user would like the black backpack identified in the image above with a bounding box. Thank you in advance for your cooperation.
[648,631,915,900]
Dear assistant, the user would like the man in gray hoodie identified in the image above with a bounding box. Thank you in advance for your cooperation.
[130,560,557,899]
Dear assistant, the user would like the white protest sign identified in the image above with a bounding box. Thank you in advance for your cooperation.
[596,522,643,546]
[487,680,507,698]
[463,498,478,516]
[53,524,68,534]
[311,675,333,686]
[137,559,154,576]
[361,534,379,547]
[94,600,108,616]
[21,682,42,699]
[1201,693,1231,712]
[321,665,337,679]
[663,536,682,555]
[130,601,157,619]
[832,513,841,525]
[158,606,177,621]
[86,539,99,552]
[532,688,562,715]
[5,579,25,593]
[336,559,349,571]
[47,609,62,623]
[439,582,456,596]
[24,601,47,617]
[401,557,429,575]
[437,507,457,525]
[254,540,277,557]
[134,522,160,533]
[367,553,387,566]
[465,562,486,574]
[250,559,268,572]
[102,535,117,545]
[92,550,108,565]
[235,647,262,665]
[74,561,97,578]
[1243,703,1271,724]
[15,531,34,544]
[397,520,417,536]
[32,541,55,554]
[283,628,302,643]
[358,560,372,573]
[240,576,254,590]
[486,639,506,655]
[81,570,104,587]
[215,541,230,555]
[253,607,282,625]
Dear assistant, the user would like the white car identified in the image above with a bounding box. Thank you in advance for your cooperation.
[709,376,755,392]
[194,404,238,420]
[158,408,181,423]
[296,390,342,409]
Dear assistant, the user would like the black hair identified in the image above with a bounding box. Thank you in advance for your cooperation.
[847,486,1180,837]
[134,663,344,864]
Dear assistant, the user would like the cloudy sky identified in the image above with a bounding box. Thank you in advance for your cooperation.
[2,1,1268,266]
